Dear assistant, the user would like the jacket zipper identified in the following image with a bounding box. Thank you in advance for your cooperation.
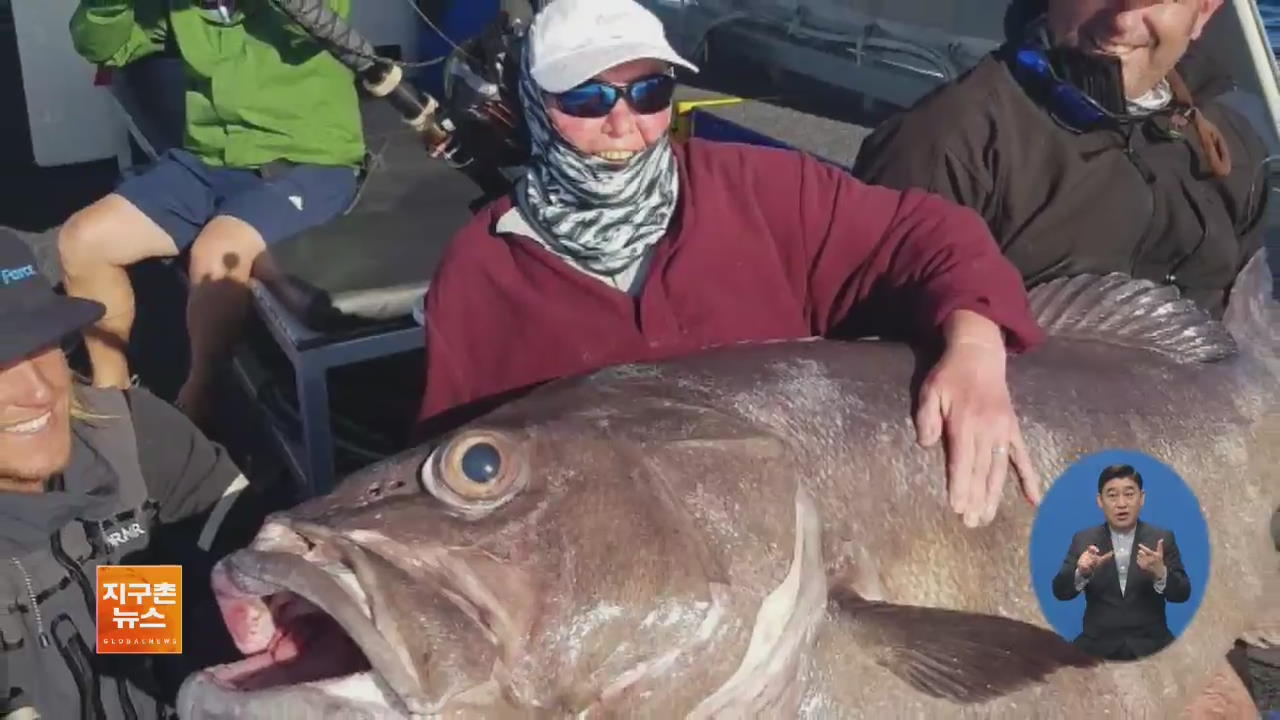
[9,558,49,648]
[52,529,140,720]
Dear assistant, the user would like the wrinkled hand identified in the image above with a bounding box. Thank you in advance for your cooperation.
[1136,539,1166,578]
[915,339,1041,527]
[1076,544,1114,577]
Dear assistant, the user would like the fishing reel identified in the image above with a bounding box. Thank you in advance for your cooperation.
[265,0,515,195]
[441,11,531,169]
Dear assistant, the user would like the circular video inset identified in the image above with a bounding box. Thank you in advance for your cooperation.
[1028,449,1210,662]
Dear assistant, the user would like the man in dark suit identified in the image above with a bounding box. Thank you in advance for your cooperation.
[1052,464,1192,661]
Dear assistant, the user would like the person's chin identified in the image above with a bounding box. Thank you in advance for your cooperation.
[0,438,71,486]
[1117,60,1172,95]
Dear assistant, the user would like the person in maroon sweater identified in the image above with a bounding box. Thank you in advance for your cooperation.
[418,0,1048,527]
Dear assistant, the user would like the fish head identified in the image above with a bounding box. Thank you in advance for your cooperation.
[182,374,814,717]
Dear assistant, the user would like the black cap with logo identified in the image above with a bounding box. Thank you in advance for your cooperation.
[0,228,104,367]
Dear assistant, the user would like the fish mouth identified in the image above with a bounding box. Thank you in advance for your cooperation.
[178,529,428,719]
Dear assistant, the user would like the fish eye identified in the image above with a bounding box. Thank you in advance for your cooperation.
[424,431,523,505]
[461,442,500,484]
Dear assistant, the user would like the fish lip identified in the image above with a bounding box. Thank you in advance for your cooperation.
[192,547,430,715]
[317,526,521,676]
[177,669,402,720]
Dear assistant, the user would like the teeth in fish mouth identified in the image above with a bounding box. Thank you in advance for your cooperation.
[187,548,428,718]
[2,412,51,434]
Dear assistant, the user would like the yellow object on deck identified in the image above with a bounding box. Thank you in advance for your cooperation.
[670,98,745,142]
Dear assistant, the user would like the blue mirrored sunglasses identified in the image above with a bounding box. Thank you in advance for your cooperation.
[552,73,676,119]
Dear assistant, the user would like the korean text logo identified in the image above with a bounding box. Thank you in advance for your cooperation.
[96,565,182,654]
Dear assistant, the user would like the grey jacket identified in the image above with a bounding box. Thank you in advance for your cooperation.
[0,387,257,720]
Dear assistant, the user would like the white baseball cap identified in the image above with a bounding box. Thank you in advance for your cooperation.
[528,0,700,94]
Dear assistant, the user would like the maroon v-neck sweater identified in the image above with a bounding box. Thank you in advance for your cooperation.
[417,139,1044,427]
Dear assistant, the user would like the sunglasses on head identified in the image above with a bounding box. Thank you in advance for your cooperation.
[1012,45,1120,131]
[552,73,676,119]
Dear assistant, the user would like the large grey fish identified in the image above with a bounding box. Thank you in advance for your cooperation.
[178,253,1280,719]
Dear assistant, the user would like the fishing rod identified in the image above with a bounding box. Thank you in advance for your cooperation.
[266,0,519,196]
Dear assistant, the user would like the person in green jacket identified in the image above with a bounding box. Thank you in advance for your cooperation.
[58,0,365,424]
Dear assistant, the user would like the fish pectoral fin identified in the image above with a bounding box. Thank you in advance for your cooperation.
[832,589,1100,704]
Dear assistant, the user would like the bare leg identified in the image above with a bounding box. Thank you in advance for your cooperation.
[177,215,268,423]
[58,195,179,388]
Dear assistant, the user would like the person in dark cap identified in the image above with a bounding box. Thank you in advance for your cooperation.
[853,0,1268,319]
[0,229,271,718]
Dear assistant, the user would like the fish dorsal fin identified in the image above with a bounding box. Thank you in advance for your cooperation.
[1028,273,1238,363]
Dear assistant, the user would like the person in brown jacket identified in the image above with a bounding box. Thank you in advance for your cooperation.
[853,0,1268,318]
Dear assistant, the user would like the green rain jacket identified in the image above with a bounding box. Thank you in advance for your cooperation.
[70,0,365,169]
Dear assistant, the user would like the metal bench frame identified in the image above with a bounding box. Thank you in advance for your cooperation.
[237,284,424,497]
